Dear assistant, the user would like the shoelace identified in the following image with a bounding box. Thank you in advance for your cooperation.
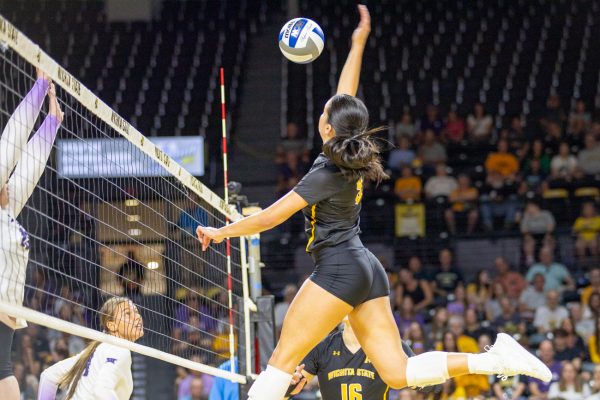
[484,344,508,381]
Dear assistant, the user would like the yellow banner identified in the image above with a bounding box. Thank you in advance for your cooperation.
[395,203,425,237]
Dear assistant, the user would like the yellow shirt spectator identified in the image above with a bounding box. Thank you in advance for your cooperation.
[435,335,479,353]
[454,374,490,398]
[448,336,485,399]
[394,176,422,201]
[450,187,478,212]
[485,152,519,177]
[458,335,479,353]
[573,215,600,242]
[580,286,598,306]
[589,335,600,363]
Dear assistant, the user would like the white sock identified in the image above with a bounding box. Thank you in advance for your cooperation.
[467,353,498,375]
[247,365,292,400]
[406,351,450,388]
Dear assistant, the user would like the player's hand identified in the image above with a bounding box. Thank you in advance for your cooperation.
[36,67,51,83]
[289,364,307,396]
[351,4,371,47]
[196,226,225,251]
[48,83,64,123]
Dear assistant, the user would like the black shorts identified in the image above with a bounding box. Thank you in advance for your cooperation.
[309,236,390,307]
[0,322,14,381]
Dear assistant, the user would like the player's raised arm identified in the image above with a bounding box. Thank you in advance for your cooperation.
[196,190,308,251]
[8,83,63,217]
[336,4,370,97]
[0,68,49,187]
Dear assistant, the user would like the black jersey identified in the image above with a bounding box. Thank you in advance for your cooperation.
[293,154,362,253]
[302,331,389,400]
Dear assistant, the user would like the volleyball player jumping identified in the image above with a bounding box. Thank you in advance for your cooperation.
[197,5,551,399]
[0,70,63,400]
[37,297,144,400]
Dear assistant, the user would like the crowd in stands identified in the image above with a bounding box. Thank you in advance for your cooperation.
[389,100,599,230]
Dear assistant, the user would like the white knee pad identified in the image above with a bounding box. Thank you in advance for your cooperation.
[406,351,449,388]
[248,365,292,400]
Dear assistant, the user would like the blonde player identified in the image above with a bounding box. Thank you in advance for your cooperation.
[0,70,63,400]
[37,297,144,400]
[197,5,551,399]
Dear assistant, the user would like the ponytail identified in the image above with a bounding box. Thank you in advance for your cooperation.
[60,341,101,399]
[323,127,388,182]
[323,94,389,183]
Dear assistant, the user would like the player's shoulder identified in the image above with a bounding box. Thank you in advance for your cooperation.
[310,153,339,173]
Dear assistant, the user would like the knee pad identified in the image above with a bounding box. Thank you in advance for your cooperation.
[406,351,449,388]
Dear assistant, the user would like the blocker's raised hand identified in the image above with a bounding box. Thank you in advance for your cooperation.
[351,4,371,47]
[48,83,64,123]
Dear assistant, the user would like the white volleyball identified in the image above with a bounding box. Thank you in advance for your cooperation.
[278,18,325,64]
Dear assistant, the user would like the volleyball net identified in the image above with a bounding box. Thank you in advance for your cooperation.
[0,14,251,383]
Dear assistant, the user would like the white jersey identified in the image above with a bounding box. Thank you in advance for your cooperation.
[38,342,133,400]
[0,78,60,330]
[0,208,29,330]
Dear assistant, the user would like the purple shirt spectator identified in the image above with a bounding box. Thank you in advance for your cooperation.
[175,297,217,333]
[528,340,561,397]
[528,360,561,394]
[393,296,424,335]
[394,313,425,336]
[178,373,214,399]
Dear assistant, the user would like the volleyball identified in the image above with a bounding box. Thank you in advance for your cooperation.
[278,18,325,64]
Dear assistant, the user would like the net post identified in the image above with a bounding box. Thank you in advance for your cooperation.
[239,235,253,378]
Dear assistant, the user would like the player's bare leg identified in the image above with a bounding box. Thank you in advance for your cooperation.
[349,296,551,389]
[0,376,20,400]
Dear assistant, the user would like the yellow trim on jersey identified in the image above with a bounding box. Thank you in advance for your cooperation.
[305,204,317,252]
[383,385,389,399]
[355,178,364,205]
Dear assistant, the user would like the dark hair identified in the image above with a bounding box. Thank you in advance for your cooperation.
[553,328,568,338]
[442,330,458,352]
[322,94,388,182]
[559,361,583,392]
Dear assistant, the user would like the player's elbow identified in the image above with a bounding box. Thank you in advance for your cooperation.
[39,370,50,387]
[39,368,58,386]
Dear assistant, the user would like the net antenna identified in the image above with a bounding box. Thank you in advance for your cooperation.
[220,67,235,374]
[220,67,255,378]
[0,14,251,384]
